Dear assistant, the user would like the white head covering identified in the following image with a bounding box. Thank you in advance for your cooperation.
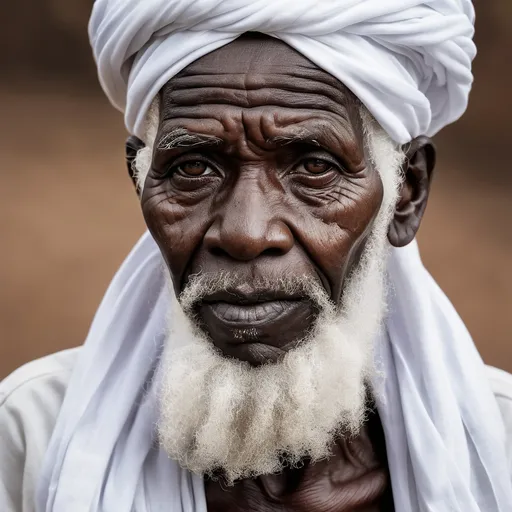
[37,1,512,511]
[89,0,476,144]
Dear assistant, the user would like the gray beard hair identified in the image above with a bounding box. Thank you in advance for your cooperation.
[155,114,404,484]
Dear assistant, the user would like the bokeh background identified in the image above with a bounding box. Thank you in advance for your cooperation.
[1,1,511,379]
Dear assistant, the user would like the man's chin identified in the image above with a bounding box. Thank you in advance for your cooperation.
[196,299,318,365]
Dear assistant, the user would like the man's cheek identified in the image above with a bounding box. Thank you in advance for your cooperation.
[157,220,208,284]
[299,197,380,302]
[321,180,382,222]
[143,195,193,244]
[310,226,354,277]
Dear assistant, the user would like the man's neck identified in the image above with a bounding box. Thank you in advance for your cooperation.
[205,410,393,511]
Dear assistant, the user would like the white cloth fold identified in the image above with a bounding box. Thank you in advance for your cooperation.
[375,242,511,511]
[36,234,207,512]
[36,234,512,512]
[89,0,476,144]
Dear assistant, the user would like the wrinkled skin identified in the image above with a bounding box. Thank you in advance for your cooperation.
[204,411,394,512]
[126,33,434,511]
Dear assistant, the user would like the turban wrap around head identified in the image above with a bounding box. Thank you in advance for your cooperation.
[89,0,476,143]
[36,2,512,512]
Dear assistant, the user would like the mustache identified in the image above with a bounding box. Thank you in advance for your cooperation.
[179,272,333,314]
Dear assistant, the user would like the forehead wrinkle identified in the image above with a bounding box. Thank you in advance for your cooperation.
[161,93,352,132]
[170,69,348,98]
[164,72,353,114]
[161,108,355,142]
[168,34,360,115]
[162,83,251,111]
[234,109,273,157]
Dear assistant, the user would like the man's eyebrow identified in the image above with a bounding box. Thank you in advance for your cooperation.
[156,129,223,151]
[266,126,344,152]
[267,129,363,167]
[267,133,323,147]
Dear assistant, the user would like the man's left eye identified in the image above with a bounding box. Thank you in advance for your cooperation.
[301,158,334,174]
[176,161,214,177]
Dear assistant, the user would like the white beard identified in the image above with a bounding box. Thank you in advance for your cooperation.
[156,117,403,483]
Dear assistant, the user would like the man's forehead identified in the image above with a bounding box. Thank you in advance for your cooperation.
[156,33,364,159]
[160,32,357,106]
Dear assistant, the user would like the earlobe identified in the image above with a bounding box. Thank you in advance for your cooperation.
[125,135,146,196]
[387,136,436,247]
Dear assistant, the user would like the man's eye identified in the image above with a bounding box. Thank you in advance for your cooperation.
[301,158,333,174]
[175,161,213,177]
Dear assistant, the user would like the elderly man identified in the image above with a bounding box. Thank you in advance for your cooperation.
[1,1,512,511]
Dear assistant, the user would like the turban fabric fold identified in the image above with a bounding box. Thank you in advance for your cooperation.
[89,0,476,144]
[36,2,512,512]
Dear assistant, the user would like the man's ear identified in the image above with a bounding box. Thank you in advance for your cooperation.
[387,136,436,247]
[125,135,146,196]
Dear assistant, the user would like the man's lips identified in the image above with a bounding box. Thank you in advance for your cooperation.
[201,300,307,330]
[195,289,318,365]
[198,288,311,338]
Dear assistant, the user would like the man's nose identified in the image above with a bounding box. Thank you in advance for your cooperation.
[203,186,294,261]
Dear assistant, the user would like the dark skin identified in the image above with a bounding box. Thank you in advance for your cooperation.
[126,34,435,511]
[204,409,394,512]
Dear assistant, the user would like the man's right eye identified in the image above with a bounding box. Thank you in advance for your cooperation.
[301,158,334,175]
[168,159,215,178]
[173,160,215,177]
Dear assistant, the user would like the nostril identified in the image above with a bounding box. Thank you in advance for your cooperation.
[207,245,285,260]
[209,246,228,257]
[261,247,285,257]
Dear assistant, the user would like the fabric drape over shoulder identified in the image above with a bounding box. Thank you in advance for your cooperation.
[89,0,476,144]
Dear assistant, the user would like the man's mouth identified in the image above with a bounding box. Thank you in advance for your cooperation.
[204,300,305,325]
[195,288,318,365]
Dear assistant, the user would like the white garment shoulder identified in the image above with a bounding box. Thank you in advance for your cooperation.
[486,365,512,474]
[0,348,78,512]
[1,350,512,512]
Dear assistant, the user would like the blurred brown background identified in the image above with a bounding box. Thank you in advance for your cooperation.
[0,1,511,379]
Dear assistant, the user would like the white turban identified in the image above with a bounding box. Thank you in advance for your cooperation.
[36,2,512,512]
[89,0,476,144]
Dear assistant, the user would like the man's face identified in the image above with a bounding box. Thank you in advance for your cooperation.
[141,35,384,365]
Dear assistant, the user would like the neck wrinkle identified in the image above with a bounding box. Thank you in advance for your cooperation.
[205,407,393,512]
